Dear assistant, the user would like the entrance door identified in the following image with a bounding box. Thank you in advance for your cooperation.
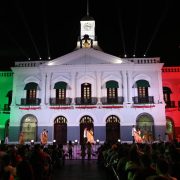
[106,115,120,143]
[21,115,37,142]
[54,116,67,145]
[80,115,94,145]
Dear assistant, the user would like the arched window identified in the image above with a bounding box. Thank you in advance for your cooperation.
[54,81,67,104]
[133,80,151,103]
[24,82,40,105]
[81,83,91,104]
[106,81,118,104]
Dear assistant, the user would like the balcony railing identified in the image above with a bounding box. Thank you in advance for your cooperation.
[133,96,154,104]
[165,101,176,108]
[50,98,72,105]
[75,97,97,105]
[21,98,41,105]
[101,97,124,105]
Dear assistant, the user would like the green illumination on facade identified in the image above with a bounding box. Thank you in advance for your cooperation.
[0,71,13,142]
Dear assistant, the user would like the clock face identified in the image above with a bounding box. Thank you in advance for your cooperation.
[83,22,92,31]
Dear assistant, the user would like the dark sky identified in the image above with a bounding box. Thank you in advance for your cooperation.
[0,0,179,70]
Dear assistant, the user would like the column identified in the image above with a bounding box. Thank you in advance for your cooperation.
[40,72,46,106]
[96,71,102,104]
[158,70,164,103]
[45,72,52,105]
[122,70,128,103]
[71,72,76,104]
[127,71,133,103]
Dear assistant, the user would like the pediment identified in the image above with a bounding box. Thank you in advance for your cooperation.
[42,48,131,67]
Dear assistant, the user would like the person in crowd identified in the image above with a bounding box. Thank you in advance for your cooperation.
[67,140,73,160]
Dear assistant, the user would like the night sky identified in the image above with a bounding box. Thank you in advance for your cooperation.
[0,0,179,70]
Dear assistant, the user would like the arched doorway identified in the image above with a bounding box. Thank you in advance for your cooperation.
[54,116,67,145]
[21,115,37,142]
[106,115,120,143]
[136,113,154,142]
[166,117,175,141]
[80,115,94,145]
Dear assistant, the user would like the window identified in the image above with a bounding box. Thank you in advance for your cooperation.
[24,82,39,104]
[106,81,118,104]
[81,83,91,104]
[107,88,118,104]
[54,81,67,104]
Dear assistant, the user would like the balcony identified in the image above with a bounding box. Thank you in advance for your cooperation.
[21,98,41,106]
[75,97,97,105]
[50,98,72,105]
[101,97,124,105]
[133,96,154,104]
[165,101,176,108]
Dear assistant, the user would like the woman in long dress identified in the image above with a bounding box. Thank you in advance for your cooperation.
[87,128,95,144]
[41,129,48,145]
[134,128,143,143]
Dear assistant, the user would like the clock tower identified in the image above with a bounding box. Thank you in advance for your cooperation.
[77,0,100,50]
[80,0,95,40]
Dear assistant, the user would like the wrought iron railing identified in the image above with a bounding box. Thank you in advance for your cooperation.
[21,98,41,105]
[101,97,124,105]
[75,97,97,105]
[133,96,154,104]
[50,98,72,105]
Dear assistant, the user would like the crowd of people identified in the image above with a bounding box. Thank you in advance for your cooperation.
[97,140,180,180]
[1,127,179,179]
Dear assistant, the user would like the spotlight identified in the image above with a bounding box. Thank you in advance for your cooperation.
[143,54,146,57]
[48,56,51,60]
[96,139,100,145]
[30,140,34,145]
[74,139,78,145]
[53,139,56,143]
[124,54,127,58]
[117,139,121,143]
[133,54,136,57]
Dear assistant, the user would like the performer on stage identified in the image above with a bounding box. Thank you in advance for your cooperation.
[40,129,48,145]
[134,128,143,143]
[19,132,25,145]
[83,127,88,143]
[87,128,95,144]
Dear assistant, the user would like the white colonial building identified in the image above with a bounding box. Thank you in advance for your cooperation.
[9,13,166,144]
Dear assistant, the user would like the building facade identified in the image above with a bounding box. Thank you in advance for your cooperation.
[1,14,179,144]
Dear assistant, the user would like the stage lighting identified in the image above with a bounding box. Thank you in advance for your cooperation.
[30,139,34,145]
[74,139,78,145]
